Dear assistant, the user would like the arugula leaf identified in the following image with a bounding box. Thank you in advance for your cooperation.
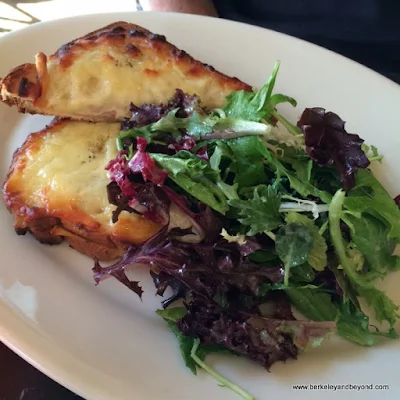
[290,263,316,283]
[229,186,282,236]
[157,308,198,374]
[222,61,297,129]
[343,214,399,277]
[249,250,278,264]
[156,307,187,322]
[285,288,338,321]
[157,308,231,376]
[291,159,313,183]
[285,212,328,271]
[357,287,399,327]
[267,93,297,111]
[223,61,280,121]
[152,151,233,214]
[190,339,255,400]
[168,322,198,374]
[223,90,258,120]
[275,222,314,285]
[345,169,400,239]
[336,302,377,346]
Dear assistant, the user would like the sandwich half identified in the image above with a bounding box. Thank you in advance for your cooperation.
[3,119,163,260]
[0,21,250,122]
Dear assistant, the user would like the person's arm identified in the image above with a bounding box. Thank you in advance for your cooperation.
[140,0,218,16]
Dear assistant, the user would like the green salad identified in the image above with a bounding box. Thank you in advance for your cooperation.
[94,61,400,400]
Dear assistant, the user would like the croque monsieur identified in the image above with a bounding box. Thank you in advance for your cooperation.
[0,21,249,122]
[1,22,250,260]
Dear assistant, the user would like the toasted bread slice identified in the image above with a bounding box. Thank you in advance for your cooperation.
[0,21,251,122]
[2,119,162,260]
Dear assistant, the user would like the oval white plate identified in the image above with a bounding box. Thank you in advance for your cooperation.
[0,12,399,400]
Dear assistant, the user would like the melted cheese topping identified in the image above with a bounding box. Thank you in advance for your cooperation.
[43,46,229,119]
[22,121,119,222]
[18,121,160,243]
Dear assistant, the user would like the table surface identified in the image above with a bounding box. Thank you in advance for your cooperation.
[0,342,82,399]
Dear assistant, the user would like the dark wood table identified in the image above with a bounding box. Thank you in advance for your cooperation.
[0,342,82,399]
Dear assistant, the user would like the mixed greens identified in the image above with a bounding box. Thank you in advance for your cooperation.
[94,61,400,399]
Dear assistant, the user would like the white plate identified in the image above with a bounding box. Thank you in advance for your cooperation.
[1,12,399,400]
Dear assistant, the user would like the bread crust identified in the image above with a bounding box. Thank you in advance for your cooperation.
[0,21,251,121]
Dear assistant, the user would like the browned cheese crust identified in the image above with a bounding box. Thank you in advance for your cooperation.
[0,21,251,121]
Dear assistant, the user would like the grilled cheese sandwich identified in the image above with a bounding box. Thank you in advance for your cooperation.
[0,21,250,121]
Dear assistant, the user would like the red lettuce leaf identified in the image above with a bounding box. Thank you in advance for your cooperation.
[298,107,370,190]
[128,137,168,185]
[176,300,335,369]
[105,150,136,197]
[93,226,284,301]
[150,271,186,309]
[106,181,137,223]
[93,245,144,299]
